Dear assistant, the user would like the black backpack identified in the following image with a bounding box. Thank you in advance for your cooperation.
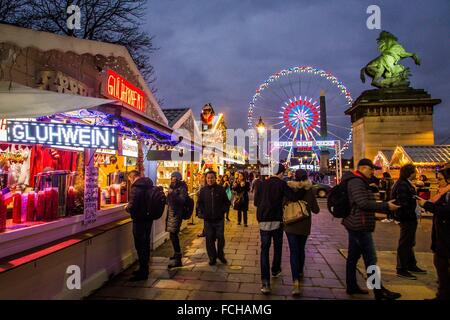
[146,186,167,220]
[181,196,195,220]
[327,178,355,219]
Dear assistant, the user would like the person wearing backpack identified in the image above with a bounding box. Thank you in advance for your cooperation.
[125,170,156,281]
[232,172,250,227]
[341,159,402,300]
[284,169,319,296]
[166,171,188,269]
[197,171,231,265]
[391,164,427,280]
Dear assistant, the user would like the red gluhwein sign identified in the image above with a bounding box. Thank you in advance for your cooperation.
[104,69,146,112]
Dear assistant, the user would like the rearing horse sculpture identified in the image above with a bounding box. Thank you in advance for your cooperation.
[360,31,420,88]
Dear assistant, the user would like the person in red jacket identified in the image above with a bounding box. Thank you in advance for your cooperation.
[343,159,401,300]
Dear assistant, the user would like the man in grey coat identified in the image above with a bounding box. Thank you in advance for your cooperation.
[343,158,401,300]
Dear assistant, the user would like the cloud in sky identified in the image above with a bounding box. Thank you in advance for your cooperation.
[145,0,450,144]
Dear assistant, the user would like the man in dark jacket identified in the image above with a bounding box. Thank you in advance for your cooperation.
[255,163,299,294]
[343,159,401,300]
[252,173,262,207]
[126,170,154,281]
[392,164,427,279]
[197,171,231,265]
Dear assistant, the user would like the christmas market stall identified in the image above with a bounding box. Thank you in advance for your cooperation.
[0,23,178,299]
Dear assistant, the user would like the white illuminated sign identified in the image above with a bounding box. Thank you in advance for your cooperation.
[96,148,116,155]
[273,140,336,148]
[7,121,118,149]
[121,138,138,158]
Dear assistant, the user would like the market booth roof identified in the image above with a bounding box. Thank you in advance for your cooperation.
[390,145,450,167]
[0,22,169,126]
[0,81,115,118]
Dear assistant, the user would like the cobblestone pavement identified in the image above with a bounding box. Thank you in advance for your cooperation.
[89,200,437,300]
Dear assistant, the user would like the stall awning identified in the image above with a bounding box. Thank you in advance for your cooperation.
[0,81,115,118]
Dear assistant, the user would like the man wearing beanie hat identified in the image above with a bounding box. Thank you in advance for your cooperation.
[166,171,188,269]
[254,162,301,294]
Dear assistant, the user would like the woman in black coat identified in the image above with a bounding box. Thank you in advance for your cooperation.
[232,172,250,227]
[166,171,188,269]
[418,168,450,300]
[391,164,426,279]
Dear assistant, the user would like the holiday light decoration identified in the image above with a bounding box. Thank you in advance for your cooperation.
[248,66,353,157]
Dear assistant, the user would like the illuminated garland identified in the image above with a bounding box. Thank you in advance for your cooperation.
[248,66,353,157]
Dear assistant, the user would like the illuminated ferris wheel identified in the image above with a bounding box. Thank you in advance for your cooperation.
[248,66,353,162]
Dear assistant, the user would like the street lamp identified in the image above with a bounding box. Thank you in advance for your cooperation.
[256,116,266,168]
[256,116,265,135]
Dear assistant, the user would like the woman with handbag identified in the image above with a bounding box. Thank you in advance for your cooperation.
[284,169,320,296]
[232,172,250,227]
[223,174,232,221]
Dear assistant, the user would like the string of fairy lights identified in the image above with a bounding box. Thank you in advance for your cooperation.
[38,109,188,151]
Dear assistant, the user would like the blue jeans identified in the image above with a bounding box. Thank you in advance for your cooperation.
[286,233,308,281]
[260,227,283,284]
[346,230,377,289]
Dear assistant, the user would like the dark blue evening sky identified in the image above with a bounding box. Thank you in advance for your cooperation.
[145,0,449,143]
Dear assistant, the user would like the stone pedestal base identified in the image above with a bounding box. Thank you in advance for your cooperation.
[345,87,441,165]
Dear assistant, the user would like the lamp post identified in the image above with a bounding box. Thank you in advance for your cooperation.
[256,116,266,170]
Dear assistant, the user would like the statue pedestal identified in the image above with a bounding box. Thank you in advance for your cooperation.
[345,87,441,165]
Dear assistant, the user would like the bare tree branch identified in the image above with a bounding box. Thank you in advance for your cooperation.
[0,0,159,97]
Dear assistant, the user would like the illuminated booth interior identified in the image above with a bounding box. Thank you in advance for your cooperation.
[0,108,179,243]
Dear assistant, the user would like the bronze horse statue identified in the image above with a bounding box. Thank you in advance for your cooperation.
[360,31,420,88]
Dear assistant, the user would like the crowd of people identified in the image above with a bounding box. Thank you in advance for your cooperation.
[123,159,450,300]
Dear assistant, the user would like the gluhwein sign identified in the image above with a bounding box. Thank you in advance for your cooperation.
[104,69,146,112]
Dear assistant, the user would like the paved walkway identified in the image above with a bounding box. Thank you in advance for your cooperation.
[89,200,437,300]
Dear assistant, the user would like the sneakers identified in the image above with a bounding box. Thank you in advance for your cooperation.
[292,280,301,296]
[261,283,271,295]
[397,270,417,280]
[408,266,427,274]
[272,270,282,278]
[218,256,228,264]
[208,259,217,266]
[346,286,369,295]
[381,218,392,223]
[168,254,182,269]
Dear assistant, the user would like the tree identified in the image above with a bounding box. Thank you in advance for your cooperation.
[0,0,159,96]
[0,0,27,22]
